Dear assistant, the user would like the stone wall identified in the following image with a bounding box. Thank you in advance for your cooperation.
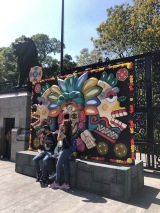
[16,151,144,202]
[0,92,31,160]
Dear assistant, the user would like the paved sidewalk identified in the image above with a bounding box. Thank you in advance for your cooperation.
[0,160,159,213]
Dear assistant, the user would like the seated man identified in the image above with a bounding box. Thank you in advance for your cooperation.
[32,125,57,184]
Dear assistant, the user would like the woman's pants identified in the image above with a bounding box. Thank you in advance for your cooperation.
[55,148,71,184]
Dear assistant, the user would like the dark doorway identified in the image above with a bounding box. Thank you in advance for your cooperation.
[4,118,15,159]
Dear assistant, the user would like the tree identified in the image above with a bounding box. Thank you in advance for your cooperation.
[0,51,6,81]
[131,0,160,54]
[0,33,76,82]
[63,54,76,70]
[91,0,160,58]
[0,47,17,82]
[31,34,62,67]
[42,58,60,78]
[42,54,76,78]
[76,48,103,67]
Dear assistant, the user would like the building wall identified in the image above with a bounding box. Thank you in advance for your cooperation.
[0,91,31,160]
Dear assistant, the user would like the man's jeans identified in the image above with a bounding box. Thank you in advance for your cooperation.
[55,148,71,184]
[32,150,53,178]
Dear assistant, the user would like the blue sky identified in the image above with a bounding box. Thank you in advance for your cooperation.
[0,0,133,60]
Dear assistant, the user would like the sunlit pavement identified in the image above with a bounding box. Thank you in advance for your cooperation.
[0,160,159,213]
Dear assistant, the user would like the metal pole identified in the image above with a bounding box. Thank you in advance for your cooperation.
[60,0,64,75]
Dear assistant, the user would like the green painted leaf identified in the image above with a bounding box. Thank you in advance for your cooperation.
[47,93,59,102]
[84,86,103,99]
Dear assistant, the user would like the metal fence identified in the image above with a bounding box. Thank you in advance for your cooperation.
[133,52,160,171]
[0,81,14,94]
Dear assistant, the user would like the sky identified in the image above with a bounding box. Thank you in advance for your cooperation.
[0,0,133,61]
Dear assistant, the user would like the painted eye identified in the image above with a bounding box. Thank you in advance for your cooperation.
[105,91,117,103]
[37,97,46,105]
[71,113,77,119]
[39,102,43,105]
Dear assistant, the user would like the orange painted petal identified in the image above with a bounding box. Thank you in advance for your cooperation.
[49,109,60,117]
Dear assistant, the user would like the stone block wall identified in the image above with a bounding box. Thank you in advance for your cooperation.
[16,151,144,202]
[75,159,144,202]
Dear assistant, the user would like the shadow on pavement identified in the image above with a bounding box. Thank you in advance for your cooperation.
[128,185,160,209]
[61,188,107,204]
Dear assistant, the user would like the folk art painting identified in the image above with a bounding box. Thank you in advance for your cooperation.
[29,62,135,165]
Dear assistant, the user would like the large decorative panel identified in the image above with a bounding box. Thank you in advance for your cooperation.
[29,62,135,165]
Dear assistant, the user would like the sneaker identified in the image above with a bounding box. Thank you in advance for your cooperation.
[41,177,49,184]
[48,182,61,189]
[60,183,70,189]
[49,172,56,179]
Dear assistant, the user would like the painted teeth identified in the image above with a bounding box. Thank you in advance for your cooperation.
[32,120,40,127]
[31,114,40,127]
[111,109,127,118]
[32,114,40,119]
[110,118,127,131]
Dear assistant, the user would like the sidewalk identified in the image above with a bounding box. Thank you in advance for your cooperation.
[0,160,159,213]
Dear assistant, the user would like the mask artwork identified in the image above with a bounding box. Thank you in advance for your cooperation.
[30,62,134,165]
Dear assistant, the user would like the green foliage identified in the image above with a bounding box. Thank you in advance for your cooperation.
[131,0,160,53]
[0,33,76,82]
[63,54,76,70]
[0,47,18,82]
[31,34,62,67]
[42,54,76,78]
[0,51,6,81]
[43,58,59,78]
[76,48,103,67]
[15,35,26,42]
[91,0,160,58]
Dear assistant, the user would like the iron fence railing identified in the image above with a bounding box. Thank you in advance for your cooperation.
[135,142,160,171]
[0,81,14,94]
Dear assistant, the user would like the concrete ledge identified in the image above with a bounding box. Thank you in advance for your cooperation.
[15,151,144,202]
[15,150,55,177]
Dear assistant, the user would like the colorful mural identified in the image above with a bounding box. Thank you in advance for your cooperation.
[29,62,135,165]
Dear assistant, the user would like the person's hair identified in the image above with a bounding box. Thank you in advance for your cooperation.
[42,125,50,131]
[63,120,72,138]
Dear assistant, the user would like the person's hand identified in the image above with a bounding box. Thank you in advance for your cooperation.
[52,153,58,158]
[59,124,64,131]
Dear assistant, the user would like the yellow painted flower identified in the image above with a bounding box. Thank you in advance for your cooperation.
[127,158,132,164]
